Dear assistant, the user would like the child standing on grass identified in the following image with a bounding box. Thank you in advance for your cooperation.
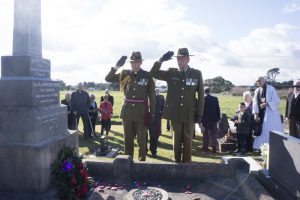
[99,95,113,135]
[232,102,251,156]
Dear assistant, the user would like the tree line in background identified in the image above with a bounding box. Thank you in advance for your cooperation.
[231,68,294,98]
[59,67,293,98]
[59,81,112,91]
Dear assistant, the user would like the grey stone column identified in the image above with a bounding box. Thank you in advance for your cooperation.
[0,0,78,193]
[13,0,42,57]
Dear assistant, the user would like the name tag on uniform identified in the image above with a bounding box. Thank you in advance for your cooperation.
[172,77,180,81]
[186,78,198,86]
[138,78,148,86]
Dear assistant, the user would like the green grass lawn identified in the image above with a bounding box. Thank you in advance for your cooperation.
[60,90,286,163]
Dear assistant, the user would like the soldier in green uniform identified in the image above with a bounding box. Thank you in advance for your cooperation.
[105,52,155,161]
[150,48,204,162]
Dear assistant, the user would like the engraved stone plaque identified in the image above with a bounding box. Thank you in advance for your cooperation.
[1,56,50,78]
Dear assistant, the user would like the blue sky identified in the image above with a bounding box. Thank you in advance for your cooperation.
[0,0,299,85]
[183,0,300,42]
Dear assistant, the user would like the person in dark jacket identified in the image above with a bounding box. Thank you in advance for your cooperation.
[243,91,254,152]
[201,87,220,153]
[232,102,251,156]
[285,79,300,138]
[70,82,91,139]
[61,92,76,130]
[88,94,98,137]
[149,88,165,157]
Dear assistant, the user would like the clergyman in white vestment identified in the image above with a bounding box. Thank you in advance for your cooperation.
[252,76,283,150]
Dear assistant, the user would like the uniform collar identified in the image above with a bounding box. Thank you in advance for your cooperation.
[180,65,189,72]
[131,68,143,79]
[131,68,142,74]
[76,89,84,93]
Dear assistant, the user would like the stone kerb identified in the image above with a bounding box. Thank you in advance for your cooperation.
[86,156,275,200]
[86,155,232,181]
[131,162,232,180]
[113,155,133,181]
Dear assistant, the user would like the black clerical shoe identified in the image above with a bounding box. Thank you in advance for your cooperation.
[212,147,217,154]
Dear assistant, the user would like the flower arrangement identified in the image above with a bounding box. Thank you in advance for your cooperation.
[51,146,93,200]
[260,143,269,169]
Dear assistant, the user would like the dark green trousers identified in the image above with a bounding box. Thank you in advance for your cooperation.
[122,120,147,161]
[171,121,195,162]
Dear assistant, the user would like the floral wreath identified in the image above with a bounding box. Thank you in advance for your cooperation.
[51,146,93,199]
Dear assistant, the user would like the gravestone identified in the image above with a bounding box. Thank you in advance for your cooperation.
[267,131,300,199]
[0,0,78,192]
[217,113,237,152]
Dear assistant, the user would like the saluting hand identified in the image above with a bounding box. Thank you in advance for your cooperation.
[159,51,174,62]
[115,56,127,68]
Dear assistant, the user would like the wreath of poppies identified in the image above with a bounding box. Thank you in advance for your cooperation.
[51,146,92,199]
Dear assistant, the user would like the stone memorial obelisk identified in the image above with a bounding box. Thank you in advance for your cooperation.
[0,0,78,192]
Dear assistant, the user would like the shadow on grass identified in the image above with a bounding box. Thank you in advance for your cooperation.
[157,141,173,151]
[95,120,122,125]
[107,135,124,151]
[111,121,122,125]
[147,153,173,162]
[160,133,173,139]
[78,132,101,155]
[110,130,124,137]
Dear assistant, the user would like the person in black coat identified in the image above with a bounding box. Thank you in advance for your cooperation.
[232,102,251,156]
[149,88,165,157]
[285,79,300,138]
[88,94,98,137]
[61,92,76,130]
[243,91,254,152]
[70,83,91,139]
[201,87,220,153]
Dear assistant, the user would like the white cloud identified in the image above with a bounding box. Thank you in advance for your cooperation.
[0,0,13,55]
[1,1,300,86]
[40,0,214,84]
[283,0,300,13]
[227,24,300,83]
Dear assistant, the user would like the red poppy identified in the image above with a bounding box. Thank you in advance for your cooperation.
[80,169,87,178]
[69,177,77,186]
[81,185,88,194]
[76,185,88,197]
[77,161,83,169]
